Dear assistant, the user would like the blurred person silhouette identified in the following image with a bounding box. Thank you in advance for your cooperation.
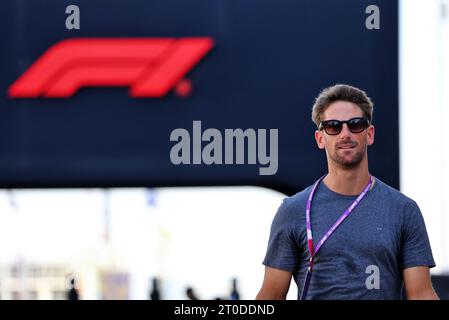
[185,287,199,300]
[230,278,240,300]
[67,277,79,300]
[149,277,161,300]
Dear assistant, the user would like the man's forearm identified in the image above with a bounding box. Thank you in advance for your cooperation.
[407,289,439,300]
[256,289,287,300]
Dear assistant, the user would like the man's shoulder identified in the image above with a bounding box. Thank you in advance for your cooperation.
[272,185,313,224]
[373,177,418,207]
[281,184,314,210]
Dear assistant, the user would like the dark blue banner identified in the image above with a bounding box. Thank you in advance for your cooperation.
[0,0,398,195]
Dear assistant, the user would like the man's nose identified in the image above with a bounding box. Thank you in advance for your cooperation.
[339,123,352,137]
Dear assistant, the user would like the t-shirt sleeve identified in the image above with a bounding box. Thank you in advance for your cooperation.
[262,198,301,272]
[399,200,436,270]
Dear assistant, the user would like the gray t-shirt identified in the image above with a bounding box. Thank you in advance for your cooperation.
[262,177,435,300]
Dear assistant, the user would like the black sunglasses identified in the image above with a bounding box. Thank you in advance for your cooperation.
[319,117,370,135]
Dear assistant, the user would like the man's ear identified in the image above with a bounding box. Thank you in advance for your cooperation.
[315,130,325,149]
[367,125,375,146]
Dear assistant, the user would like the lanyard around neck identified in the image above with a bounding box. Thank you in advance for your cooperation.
[300,174,373,300]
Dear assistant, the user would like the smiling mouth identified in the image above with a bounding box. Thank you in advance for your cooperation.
[338,145,356,150]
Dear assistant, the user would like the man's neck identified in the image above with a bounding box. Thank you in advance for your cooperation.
[323,161,371,196]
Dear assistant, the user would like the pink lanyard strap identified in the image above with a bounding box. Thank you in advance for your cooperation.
[300,175,373,300]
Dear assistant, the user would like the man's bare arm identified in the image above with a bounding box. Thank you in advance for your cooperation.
[403,266,439,300]
[256,266,292,300]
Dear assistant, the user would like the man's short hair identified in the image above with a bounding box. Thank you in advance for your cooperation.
[311,84,374,128]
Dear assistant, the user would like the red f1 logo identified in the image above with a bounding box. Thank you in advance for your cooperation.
[8,37,214,98]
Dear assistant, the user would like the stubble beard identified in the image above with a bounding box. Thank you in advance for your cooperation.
[329,144,366,170]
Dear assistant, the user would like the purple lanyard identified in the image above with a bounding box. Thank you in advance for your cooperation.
[300,175,373,300]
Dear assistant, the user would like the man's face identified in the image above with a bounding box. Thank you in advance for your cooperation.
[314,101,375,169]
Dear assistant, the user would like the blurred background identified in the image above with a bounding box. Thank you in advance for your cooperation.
[1,0,449,299]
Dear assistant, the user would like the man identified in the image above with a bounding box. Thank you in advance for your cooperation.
[256,84,438,300]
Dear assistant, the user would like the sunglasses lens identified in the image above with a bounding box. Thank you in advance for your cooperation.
[323,121,342,135]
[347,118,367,133]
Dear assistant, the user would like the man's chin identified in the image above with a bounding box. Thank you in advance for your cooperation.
[339,162,361,169]
[332,156,363,169]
